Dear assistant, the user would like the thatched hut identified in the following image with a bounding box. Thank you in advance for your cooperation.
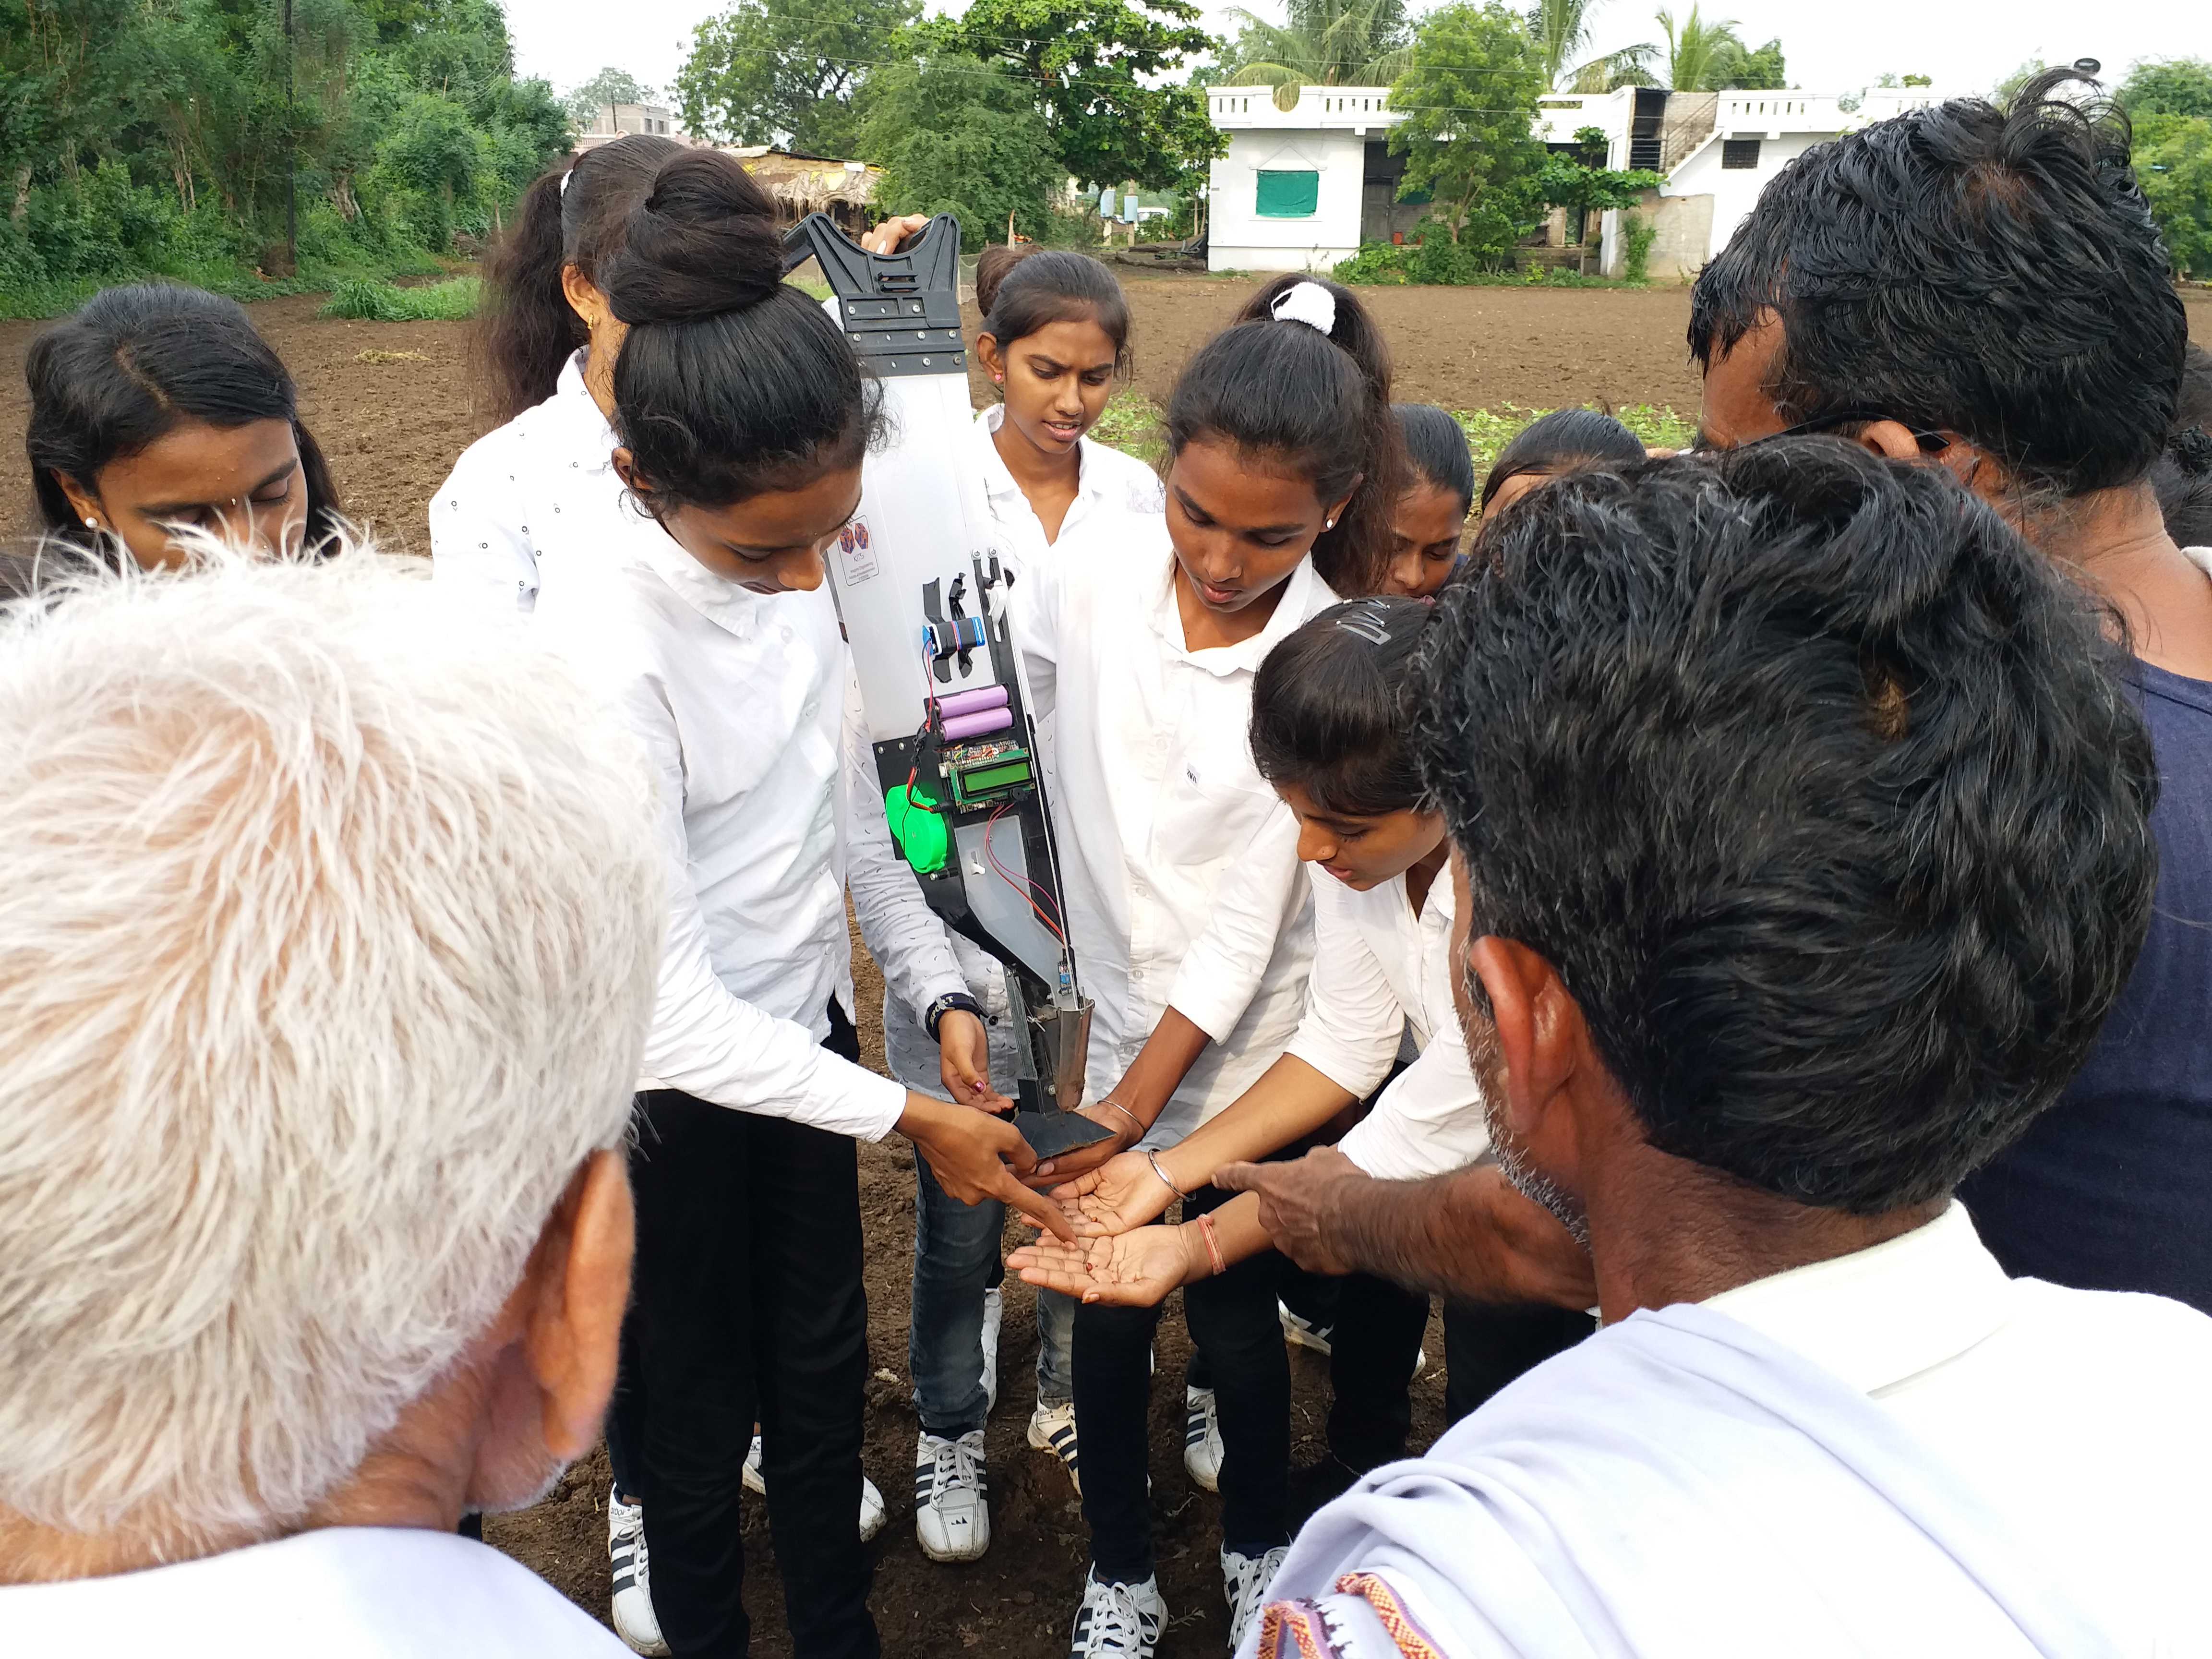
[730,147,881,234]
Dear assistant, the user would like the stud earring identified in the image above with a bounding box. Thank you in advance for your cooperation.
[84,516,98,529]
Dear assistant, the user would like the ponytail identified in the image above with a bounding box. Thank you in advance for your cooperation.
[1166,275,1405,595]
[477,133,685,424]
[606,151,880,514]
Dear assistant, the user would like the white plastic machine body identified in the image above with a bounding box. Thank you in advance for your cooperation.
[786,213,1109,1158]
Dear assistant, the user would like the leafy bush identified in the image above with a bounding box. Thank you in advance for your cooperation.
[320,277,483,322]
[1622,216,1659,282]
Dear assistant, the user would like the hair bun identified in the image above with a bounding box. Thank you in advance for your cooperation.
[603,151,784,326]
[2171,424,2212,478]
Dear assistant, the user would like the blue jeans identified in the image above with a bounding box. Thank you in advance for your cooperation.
[910,1147,1074,1436]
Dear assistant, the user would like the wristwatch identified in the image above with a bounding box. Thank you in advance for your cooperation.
[924,991,985,1043]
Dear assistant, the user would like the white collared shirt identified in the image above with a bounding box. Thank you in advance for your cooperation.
[1706,1203,2212,1628]
[0,1527,628,1657]
[1286,866,1492,1182]
[971,402,1166,578]
[534,507,965,1142]
[881,407,1166,1095]
[429,350,624,615]
[1019,532,1336,1144]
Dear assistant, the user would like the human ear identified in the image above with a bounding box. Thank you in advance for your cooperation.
[525,1150,634,1463]
[560,264,614,332]
[53,471,103,529]
[1321,478,1361,531]
[977,332,1007,387]
[1468,935,1584,1171]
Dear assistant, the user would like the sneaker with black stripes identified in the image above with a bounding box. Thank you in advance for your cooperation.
[1222,1544,1289,1654]
[914,1430,991,1562]
[607,1492,669,1657]
[1027,1398,1081,1496]
[1068,1568,1166,1659]
[1183,1385,1223,1492]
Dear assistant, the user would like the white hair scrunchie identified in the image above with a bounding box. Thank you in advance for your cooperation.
[559,167,574,198]
[1270,280,1337,336]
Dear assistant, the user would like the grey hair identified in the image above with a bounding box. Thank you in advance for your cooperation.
[0,535,662,1546]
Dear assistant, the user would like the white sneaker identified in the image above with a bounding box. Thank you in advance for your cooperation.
[981,1285,1005,1412]
[607,1492,670,1657]
[1069,1569,1166,1659]
[1279,1299,1335,1356]
[745,1431,889,1542]
[914,1430,991,1562]
[1222,1544,1289,1653]
[1183,1385,1224,1492]
[1028,1398,1082,1496]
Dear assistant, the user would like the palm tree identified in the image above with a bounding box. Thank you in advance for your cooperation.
[1526,0,1656,93]
[1656,4,1745,91]
[1220,0,1415,87]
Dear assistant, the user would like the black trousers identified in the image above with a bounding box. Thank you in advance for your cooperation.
[604,1003,877,1659]
[1441,1298,1594,1423]
[1074,1183,1292,1584]
[1318,1271,1431,1471]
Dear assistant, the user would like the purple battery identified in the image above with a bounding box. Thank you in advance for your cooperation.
[942,708,1015,740]
[939,684,1010,719]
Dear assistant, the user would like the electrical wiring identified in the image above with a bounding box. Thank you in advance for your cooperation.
[986,804,1067,942]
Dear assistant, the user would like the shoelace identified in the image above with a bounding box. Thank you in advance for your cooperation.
[1080,1581,1153,1656]
[1226,1549,1288,1638]
[929,1434,985,1501]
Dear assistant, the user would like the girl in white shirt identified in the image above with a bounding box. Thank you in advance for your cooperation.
[883,246,1166,1543]
[522,151,1070,1659]
[1014,276,1405,1659]
[1378,404,1477,601]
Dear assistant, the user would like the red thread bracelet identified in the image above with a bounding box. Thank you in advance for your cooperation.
[1196,1212,1227,1277]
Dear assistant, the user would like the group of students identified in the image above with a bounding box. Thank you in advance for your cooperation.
[14,67,2212,1659]
[13,133,1653,1659]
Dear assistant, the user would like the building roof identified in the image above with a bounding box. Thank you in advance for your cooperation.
[735,148,880,212]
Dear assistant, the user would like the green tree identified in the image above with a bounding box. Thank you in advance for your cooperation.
[1387,2,1547,252]
[1220,0,1412,88]
[1533,151,1661,240]
[563,67,657,128]
[2120,59,2212,121]
[1655,6,1763,92]
[858,53,1061,245]
[1701,34,1784,90]
[911,0,1223,191]
[1526,0,1653,93]
[2136,112,2212,277]
[677,0,920,156]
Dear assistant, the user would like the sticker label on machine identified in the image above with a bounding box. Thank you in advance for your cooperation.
[836,518,879,583]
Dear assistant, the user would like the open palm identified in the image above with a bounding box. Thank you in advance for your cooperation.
[1007,1225,1192,1307]
[1051,1150,1177,1237]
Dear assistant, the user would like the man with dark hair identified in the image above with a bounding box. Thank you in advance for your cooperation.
[1239,444,2212,1657]
[1678,69,2212,1317]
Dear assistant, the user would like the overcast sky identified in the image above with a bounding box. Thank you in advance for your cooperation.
[502,0,2194,110]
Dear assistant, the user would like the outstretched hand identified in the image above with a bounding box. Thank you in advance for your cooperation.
[1213,1145,1368,1274]
[1036,1148,1179,1237]
[860,214,930,254]
[900,1094,1076,1243]
[1007,1224,1200,1307]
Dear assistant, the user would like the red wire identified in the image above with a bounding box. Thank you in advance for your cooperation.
[986,804,1066,942]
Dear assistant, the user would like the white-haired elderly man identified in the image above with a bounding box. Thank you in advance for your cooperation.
[0,547,659,1655]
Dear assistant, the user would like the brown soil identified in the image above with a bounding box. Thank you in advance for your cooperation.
[3,276,2208,1657]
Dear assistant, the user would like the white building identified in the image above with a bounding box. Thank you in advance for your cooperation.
[573,102,695,153]
[1205,83,1946,278]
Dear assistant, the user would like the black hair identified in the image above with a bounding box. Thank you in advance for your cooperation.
[24,283,342,555]
[975,246,1132,375]
[2176,342,2212,438]
[1166,276,1404,595]
[1689,70,2188,500]
[1250,596,1432,817]
[1479,408,1643,511]
[1418,438,2158,1214]
[478,133,685,424]
[1395,404,1476,513]
[2153,427,2212,548]
[603,150,880,514]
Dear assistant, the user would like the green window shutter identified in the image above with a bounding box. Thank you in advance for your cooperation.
[1255,169,1321,217]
